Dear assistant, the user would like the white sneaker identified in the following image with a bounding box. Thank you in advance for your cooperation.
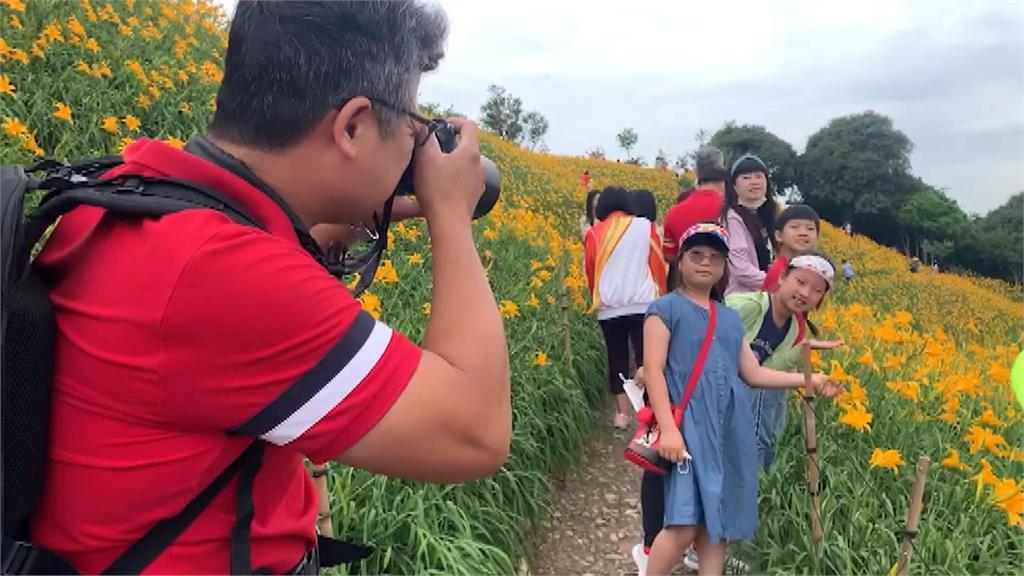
[631,543,648,576]
[682,546,699,571]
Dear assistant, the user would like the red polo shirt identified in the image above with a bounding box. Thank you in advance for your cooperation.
[29,138,420,574]
[662,189,724,261]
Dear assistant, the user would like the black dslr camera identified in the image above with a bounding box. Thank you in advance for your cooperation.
[327,119,501,295]
[393,120,501,220]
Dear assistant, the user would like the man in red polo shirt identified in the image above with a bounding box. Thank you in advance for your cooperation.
[662,146,728,290]
[27,1,511,573]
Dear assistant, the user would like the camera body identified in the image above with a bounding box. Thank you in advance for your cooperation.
[393,121,501,220]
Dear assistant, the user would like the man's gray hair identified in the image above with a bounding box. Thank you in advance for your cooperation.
[694,145,725,179]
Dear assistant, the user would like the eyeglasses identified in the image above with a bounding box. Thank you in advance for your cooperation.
[684,249,727,265]
[371,99,439,147]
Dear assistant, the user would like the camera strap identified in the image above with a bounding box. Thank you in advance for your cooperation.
[328,193,395,296]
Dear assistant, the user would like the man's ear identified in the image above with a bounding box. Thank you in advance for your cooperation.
[773,229,784,245]
[331,97,374,160]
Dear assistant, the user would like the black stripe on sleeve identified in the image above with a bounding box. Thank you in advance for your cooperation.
[228,310,376,436]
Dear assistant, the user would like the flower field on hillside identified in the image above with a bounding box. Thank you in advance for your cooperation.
[1,1,1021,574]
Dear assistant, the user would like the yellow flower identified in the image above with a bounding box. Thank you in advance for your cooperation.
[534,351,549,366]
[9,14,23,30]
[9,48,29,65]
[978,405,1005,427]
[482,228,498,240]
[0,75,15,98]
[52,102,73,123]
[407,253,423,265]
[972,459,1000,496]
[373,259,398,284]
[118,137,134,152]
[180,102,192,116]
[2,116,28,138]
[1,0,26,12]
[546,294,556,305]
[162,136,185,149]
[85,37,100,53]
[136,94,152,109]
[868,448,904,473]
[357,291,381,319]
[123,115,140,131]
[421,303,431,316]
[858,348,878,370]
[838,403,872,432]
[101,116,119,134]
[940,448,969,471]
[964,425,1008,457]
[75,61,91,74]
[499,300,519,318]
[993,481,1023,528]
[527,293,540,308]
[177,70,189,83]
[988,361,1011,385]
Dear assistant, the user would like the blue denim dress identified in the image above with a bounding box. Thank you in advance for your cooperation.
[646,293,759,543]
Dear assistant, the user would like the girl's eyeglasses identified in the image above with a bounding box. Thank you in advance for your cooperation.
[684,249,727,265]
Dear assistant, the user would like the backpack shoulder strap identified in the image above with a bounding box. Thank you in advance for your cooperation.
[101,442,263,575]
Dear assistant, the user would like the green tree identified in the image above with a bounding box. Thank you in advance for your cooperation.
[896,185,967,256]
[522,111,549,151]
[798,111,914,243]
[710,122,799,191]
[479,85,524,143]
[616,127,638,158]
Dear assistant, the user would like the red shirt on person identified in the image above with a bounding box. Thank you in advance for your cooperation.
[29,138,421,574]
[662,189,724,261]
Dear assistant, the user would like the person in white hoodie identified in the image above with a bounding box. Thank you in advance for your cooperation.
[585,186,667,428]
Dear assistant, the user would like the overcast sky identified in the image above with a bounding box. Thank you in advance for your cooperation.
[219,0,1023,214]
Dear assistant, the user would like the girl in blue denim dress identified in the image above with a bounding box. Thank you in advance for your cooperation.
[641,223,842,576]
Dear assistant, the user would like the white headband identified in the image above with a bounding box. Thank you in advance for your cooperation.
[789,255,834,287]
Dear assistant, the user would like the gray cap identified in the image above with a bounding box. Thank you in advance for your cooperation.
[694,145,726,179]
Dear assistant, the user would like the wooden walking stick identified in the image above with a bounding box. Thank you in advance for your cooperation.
[311,463,334,537]
[802,343,823,554]
[558,255,573,363]
[894,456,931,576]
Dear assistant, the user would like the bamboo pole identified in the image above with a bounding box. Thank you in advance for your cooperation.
[896,457,931,576]
[312,463,334,537]
[558,255,573,363]
[802,343,823,554]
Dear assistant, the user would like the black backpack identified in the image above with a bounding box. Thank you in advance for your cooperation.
[1,158,372,574]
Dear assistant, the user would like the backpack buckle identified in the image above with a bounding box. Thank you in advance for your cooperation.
[2,540,41,575]
[112,176,145,195]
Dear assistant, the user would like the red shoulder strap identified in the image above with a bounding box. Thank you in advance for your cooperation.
[678,302,717,411]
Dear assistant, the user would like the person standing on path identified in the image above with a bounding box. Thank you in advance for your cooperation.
[722,154,780,295]
[638,223,842,576]
[585,186,667,429]
[580,188,601,237]
[663,146,729,291]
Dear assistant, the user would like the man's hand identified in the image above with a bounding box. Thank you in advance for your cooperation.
[413,118,485,223]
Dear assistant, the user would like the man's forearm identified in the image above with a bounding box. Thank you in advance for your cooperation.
[422,213,510,394]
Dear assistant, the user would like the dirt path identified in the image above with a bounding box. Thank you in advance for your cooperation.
[528,406,689,576]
